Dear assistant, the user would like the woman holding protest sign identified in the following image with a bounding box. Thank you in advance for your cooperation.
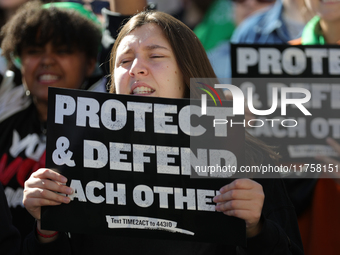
[22,10,303,255]
[289,2,340,254]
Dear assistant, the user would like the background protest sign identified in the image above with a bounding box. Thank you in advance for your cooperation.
[231,44,340,175]
[231,44,340,78]
[42,87,246,245]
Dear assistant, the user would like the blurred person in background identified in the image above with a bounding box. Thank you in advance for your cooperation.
[193,0,235,79]
[0,0,147,249]
[0,1,102,247]
[233,0,275,26]
[64,0,147,24]
[231,0,315,220]
[67,0,110,23]
[0,0,30,87]
[193,0,275,79]
[0,0,60,87]
[231,0,312,43]
[65,0,148,79]
[289,0,340,253]
[0,0,30,30]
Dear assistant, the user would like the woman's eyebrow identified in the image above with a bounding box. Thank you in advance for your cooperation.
[119,48,133,55]
[145,44,170,51]
[118,44,170,56]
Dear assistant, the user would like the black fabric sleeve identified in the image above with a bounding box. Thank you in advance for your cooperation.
[0,183,21,255]
[22,223,72,255]
[283,178,317,217]
[237,178,304,255]
[240,216,304,255]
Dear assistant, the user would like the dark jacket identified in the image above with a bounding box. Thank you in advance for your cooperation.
[0,183,21,255]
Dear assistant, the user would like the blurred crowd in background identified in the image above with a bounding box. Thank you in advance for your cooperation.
[1,0,340,254]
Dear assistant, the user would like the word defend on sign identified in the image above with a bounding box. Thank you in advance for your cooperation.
[42,87,246,245]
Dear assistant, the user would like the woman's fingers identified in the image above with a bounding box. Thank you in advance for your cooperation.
[23,168,73,220]
[214,188,257,203]
[216,200,248,212]
[25,196,62,208]
[215,194,261,211]
[213,179,264,213]
[26,187,71,204]
[214,179,262,199]
[26,177,73,196]
[30,168,67,184]
[23,186,71,220]
[213,179,264,237]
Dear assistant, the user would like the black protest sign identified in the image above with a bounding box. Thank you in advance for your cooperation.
[231,44,340,78]
[231,44,340,167]
[42,87,246,245]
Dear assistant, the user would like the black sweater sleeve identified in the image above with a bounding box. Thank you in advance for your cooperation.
[0,183,21,255]
[22,225,71,255]
[238,178,304,255]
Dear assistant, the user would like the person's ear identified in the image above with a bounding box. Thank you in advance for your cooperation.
[85,57,97,77]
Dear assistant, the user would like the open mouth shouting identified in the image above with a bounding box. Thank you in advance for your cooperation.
[131,83,155,96]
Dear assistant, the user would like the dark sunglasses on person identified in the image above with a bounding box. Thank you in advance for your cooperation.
[231,0,275,3]
[68,0,110,14]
